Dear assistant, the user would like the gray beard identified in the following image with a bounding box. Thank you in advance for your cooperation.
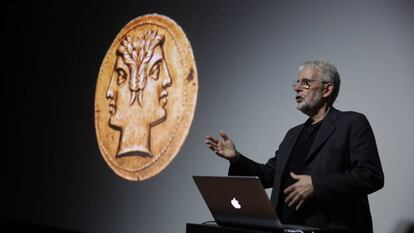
[297,92,323,116]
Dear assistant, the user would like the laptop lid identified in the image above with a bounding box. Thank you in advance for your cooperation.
[193,176,283,230]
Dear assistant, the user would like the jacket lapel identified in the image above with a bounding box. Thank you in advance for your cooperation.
[271,108,338,207]
[275,124,304,187]
[305,108,337,162]
[284,124,305,164]
[270,123,304,206]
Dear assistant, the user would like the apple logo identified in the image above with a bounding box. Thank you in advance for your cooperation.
[231,197,241,209]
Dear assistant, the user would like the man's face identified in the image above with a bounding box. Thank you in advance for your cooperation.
[142,44,172,126]
[105,43,172,128]
[294,67,324,115]
[106,56,131,128]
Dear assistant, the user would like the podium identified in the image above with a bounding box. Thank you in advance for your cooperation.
[186,223,282,233]
[186,223,348,233]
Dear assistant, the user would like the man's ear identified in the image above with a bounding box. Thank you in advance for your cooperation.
[323,83,334,98]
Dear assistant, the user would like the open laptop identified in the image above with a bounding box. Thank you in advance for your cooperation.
[193,176,328,233]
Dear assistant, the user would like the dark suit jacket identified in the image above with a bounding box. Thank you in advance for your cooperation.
[229,108,384,233]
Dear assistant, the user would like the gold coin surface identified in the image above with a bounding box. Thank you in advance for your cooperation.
[95,14,198,181]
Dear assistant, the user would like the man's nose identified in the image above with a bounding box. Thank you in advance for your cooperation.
[106,89,114,99]
[162,66,172,88]
[162,77,171,88]
[293,82,301,92]
[106,73,116,98]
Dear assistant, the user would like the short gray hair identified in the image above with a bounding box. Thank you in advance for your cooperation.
[299,60,341,105]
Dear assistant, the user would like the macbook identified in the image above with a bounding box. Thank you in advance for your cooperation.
[193,176,330,232]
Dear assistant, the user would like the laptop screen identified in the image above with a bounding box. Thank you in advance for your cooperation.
[193,176,283,229]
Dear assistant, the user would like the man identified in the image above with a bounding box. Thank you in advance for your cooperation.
[205,60,384,233]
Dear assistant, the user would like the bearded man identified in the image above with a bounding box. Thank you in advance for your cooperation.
[205,60,384,233]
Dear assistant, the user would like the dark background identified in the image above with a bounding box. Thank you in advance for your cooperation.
[4,1,414,233]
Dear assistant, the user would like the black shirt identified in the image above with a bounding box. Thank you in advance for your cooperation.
[277,119,323,224]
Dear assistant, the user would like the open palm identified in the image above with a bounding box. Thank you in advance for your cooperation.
[205,130,237,160]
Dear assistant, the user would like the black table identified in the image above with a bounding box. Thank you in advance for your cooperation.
[186,223,347,233]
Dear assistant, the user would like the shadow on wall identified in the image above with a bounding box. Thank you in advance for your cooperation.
[0,218,81,233]
[392,221,414,233]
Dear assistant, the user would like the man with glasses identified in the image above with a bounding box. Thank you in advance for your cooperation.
[205,60,384,233]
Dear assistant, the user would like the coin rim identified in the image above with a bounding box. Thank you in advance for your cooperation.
[95,13,198,181]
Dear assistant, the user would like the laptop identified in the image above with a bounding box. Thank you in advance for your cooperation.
[193,176,327,233]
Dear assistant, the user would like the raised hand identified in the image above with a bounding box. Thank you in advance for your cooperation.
[205,130,238,161]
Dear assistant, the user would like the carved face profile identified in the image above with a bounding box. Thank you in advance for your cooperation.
[106,30,172,157]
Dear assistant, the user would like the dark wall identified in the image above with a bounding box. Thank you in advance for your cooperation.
[4,1,414,233]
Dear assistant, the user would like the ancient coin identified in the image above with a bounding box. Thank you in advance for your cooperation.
[95,14,198,181]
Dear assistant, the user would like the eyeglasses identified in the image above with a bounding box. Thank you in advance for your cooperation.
[292,79,331,90]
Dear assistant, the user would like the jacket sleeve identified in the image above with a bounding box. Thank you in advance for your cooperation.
[312,114,384,201]
[228,151,277,189]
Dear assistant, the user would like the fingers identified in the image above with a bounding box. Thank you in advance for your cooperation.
[219,130,230,141]
[205,131,234,159]
[285,187,303,209]
[207,145,224,158]
[205,136,219,144]
[205,136,217,150]
[205,136,226,158]
[205,131,231,143]
[284,188,296,204]
[296,200,304,210]
[205,136,218,146]
[207,144,218,153]
[290,172,301,180]
[284,184,295,194]
[284,183,296,205]
[205,140,216,147]
[206,144,217,152]
[205,132,228,151]
[288,193,302,208]
[284,182,305,210]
